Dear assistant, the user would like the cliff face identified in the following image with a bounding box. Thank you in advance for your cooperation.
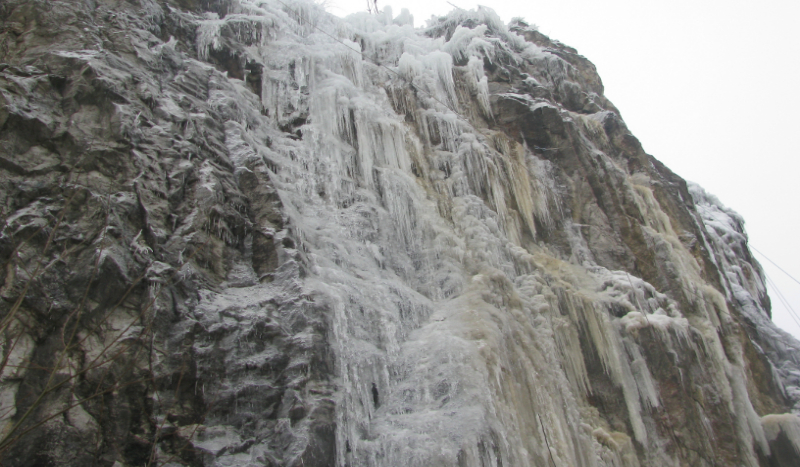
[1,1,799,466]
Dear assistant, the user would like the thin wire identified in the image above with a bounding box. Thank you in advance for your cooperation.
[766,274,800,323]
[764,273,800,330]
[680,280,800,351]
[736,313,800,351]
[751,245,800,287]
[537,413,558,467]
[579,226,797,349]
[763,274,800,325]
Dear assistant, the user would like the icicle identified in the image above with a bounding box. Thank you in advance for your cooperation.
[421,51,459,110]
[763,414,800,456]
[398,52,424,81]
[196,13,223,60]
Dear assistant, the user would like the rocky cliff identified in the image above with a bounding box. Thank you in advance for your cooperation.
[1,1,799,466]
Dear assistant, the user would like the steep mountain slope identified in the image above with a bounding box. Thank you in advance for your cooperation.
[1,1,799,466]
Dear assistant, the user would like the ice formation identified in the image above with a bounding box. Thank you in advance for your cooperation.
[188,2,798,464]
[2,0,799,465]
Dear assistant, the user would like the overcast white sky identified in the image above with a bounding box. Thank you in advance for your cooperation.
[326,0,800,339]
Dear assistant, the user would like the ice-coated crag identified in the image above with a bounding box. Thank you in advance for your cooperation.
[1,0,799,466]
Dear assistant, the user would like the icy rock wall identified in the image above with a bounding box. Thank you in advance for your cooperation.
[1,0,800,466]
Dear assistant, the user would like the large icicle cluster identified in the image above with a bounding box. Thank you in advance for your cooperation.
[689,184,800,408]
[164,1,800,465]
[2,0,799,465]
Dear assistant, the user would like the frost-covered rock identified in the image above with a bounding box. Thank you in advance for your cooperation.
[1,1,798,466]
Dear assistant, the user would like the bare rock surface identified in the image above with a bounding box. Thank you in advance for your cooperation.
[1,1,799,466]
